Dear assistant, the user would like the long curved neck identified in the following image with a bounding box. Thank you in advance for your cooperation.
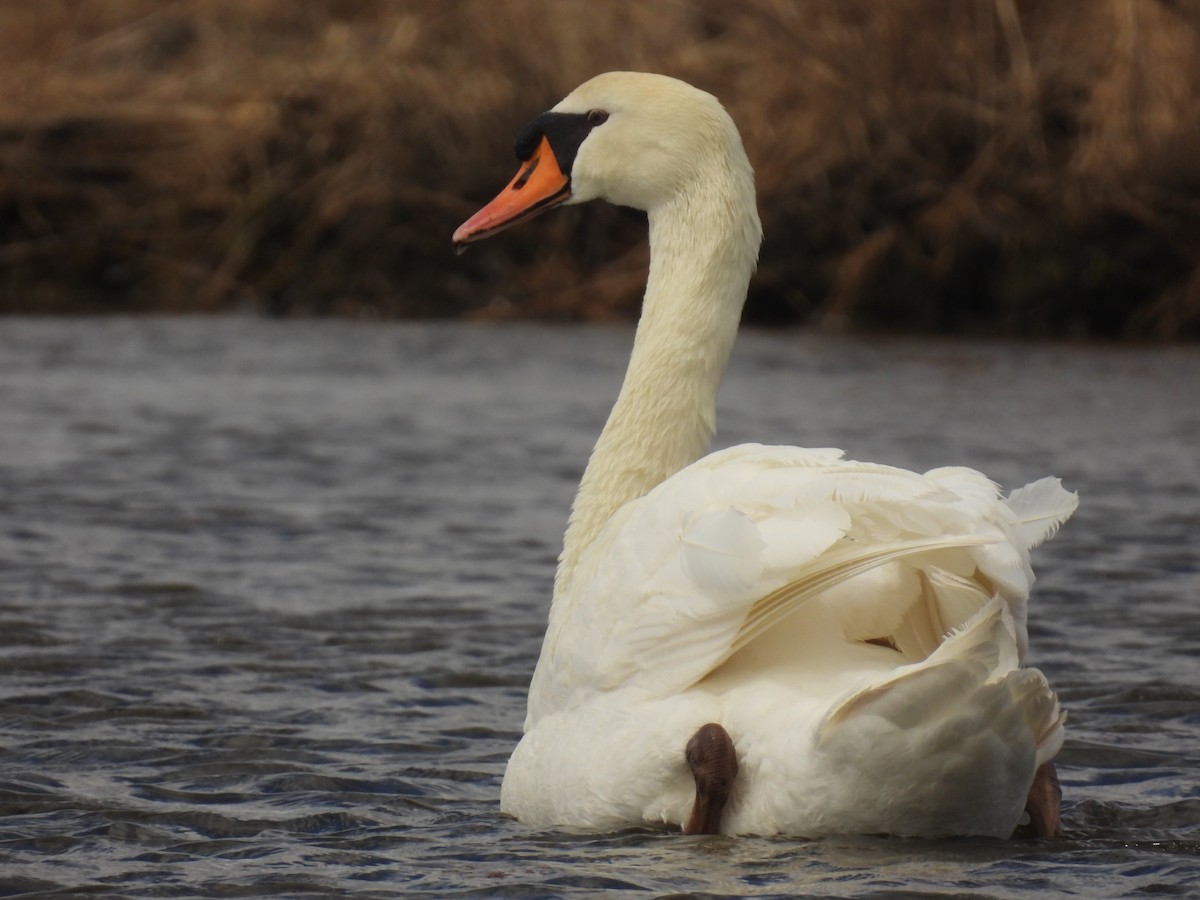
[555,178,761,601]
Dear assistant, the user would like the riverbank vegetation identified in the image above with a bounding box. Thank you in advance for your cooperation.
[2,0,1198,336]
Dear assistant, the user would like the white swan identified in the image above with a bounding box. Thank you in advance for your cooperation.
[453,72,1077,838]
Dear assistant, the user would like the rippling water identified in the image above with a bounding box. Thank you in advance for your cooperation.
[1,318,1197,898]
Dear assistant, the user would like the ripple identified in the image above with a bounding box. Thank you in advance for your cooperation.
[0,320,1197,897]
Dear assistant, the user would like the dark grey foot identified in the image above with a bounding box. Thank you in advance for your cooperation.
[1012,760,1061,839]
[683,722,738,835]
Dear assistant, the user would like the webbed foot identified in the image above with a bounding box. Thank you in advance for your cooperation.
[683,722,738,835]
[1012,760,1061,839]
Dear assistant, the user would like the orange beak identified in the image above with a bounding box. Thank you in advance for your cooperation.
[452,135,571,252]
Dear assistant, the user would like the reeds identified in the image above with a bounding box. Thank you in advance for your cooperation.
[2,0,1198,335]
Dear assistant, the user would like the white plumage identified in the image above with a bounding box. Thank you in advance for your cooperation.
[454,72,1077,837]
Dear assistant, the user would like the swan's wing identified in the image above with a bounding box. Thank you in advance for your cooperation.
[810,596,1066,836]
[530,444,1076,720]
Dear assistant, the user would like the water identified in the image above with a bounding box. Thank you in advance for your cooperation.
[0,317,1197,898]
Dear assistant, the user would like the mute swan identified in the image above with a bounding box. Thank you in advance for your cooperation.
[453,72,1076,838]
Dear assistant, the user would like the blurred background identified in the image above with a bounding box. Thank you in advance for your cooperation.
[2,0,1198,336]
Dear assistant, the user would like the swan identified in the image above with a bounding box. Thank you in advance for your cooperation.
[453,72,1077,838]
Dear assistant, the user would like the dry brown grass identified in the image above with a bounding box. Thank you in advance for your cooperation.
[2,0,1199,335]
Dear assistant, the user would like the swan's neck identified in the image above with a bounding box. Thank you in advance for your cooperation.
[555,182,761,600]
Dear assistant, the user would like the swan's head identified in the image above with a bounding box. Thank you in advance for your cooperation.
[453,72,755,249]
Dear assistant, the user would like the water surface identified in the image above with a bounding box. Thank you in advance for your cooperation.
[1,318,1197,897]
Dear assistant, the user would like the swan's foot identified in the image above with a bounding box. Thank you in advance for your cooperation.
[1012,760,1061,839]
[683,723,738,835]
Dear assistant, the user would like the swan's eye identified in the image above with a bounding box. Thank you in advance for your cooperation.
[586,109,609,126]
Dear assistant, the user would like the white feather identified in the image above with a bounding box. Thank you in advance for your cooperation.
[681,508,764,599]
[1007,477,1080,549]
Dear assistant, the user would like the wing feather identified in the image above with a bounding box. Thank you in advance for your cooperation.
[533,444,1075,721]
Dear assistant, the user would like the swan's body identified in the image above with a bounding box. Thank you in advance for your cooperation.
[454,72,1076,838]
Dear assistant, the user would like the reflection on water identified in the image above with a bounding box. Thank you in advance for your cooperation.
[0,318,1197,897]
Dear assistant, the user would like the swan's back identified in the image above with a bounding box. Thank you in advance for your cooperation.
[533,445,1074,723]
